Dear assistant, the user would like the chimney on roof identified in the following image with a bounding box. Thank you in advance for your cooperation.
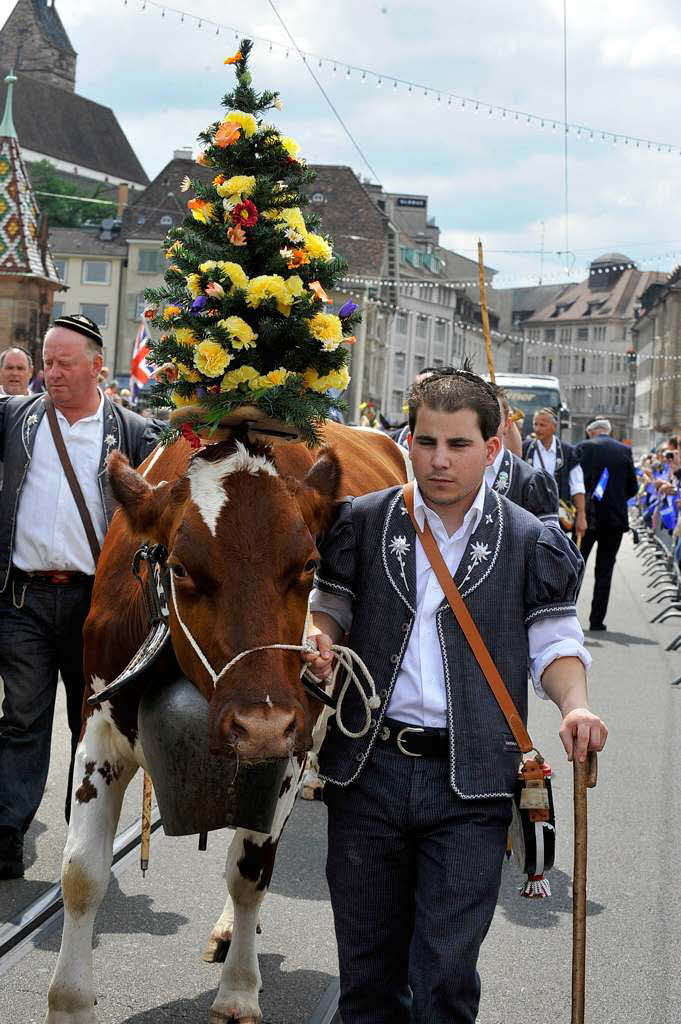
[116,182,129,219]
[174,147,193,161]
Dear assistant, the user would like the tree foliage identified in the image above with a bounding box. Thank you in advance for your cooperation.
[28,160,116,228]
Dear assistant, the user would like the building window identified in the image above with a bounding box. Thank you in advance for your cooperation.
[52,300,64,318]
[544,328,555,342]
[391,389,404,415]
[413,354,425,376]
[434,320,446,342]
[397,312,409,334]
[160,215,173,227]
[548,357,553,373]
[138,249,165,274]
[82,260,111,285]
[311,192,325,203]
[79,303,108,327]
[394,352,406,375]
[581,357,586,373]
[137,213,146,225]
[560,327,572,343]
[53,259,67,282]
[577,327,588,341]
[416,315,428,339]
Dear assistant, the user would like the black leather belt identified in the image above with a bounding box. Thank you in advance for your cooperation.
[11,567,93,586]
[378,718,449,758]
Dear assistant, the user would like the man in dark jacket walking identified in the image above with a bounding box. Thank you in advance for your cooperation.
[0,314,162,879]
[576,418,638,631]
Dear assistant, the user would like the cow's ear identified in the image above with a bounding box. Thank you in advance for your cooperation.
[295,446,343,536]
[108,451,186,540]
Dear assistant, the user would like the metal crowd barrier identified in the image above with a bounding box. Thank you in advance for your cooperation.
[632,504,681,683]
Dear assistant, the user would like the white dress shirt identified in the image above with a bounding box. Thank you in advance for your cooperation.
[484,446,506,490]
[530,436,585,497]
[13,392,107,575]
[310,480,591,729]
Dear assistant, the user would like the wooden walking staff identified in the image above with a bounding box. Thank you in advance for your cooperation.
[141,770,153,875]
[477,239,496,384]
[571,751,598,1024]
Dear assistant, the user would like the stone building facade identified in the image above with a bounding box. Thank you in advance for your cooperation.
[521,254,666,442]
[0,0,75,93]
[632,267,681,453]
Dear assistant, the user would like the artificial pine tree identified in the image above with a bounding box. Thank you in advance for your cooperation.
[144,38,361,445]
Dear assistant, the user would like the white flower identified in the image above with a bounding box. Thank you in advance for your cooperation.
[180,175,191,192]
[389,535,410,557]
[485,513,494,525]
[495,470,509,492]
[104,433,116,448]
[26,413,38,429]
[470,541,491,566]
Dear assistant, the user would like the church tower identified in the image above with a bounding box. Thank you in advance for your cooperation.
[0,0,76,93]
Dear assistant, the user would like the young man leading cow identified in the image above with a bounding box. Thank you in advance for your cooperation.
[304,370,607,1024]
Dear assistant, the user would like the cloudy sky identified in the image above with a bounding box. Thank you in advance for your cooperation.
[4,0,681,285]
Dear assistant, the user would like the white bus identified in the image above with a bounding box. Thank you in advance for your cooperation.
[490,373,570,438]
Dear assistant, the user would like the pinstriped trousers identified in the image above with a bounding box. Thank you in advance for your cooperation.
[324,744,512,1023]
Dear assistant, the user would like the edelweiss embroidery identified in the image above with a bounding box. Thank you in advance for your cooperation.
[104,433,116,449]
[459,541,492,589]
[26,413,38,430]
[485,513,494,525]
[495,470,509,493]
[389,534,410,588]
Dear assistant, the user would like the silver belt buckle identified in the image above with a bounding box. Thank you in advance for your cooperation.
[396,726,425,757]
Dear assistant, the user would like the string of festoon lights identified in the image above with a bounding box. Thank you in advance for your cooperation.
[125,0,681,157]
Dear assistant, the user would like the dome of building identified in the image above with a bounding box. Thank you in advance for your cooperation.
[590,252,635,268]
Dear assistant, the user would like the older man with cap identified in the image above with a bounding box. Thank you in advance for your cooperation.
[0,346,33,397]
[0,314,162,879]
[575,418,638,631]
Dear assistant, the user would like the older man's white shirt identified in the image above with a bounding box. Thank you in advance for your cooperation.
[13,392,106,575]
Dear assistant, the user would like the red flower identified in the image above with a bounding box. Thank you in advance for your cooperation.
[179,422,202,450]
[231,200,259,228]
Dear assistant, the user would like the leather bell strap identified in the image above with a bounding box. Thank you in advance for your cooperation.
[402,482,533,755]
[45,398,101,566]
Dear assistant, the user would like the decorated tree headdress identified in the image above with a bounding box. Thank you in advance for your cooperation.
[144,38,360,444]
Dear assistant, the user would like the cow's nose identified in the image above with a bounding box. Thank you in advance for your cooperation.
[220,705,299,760]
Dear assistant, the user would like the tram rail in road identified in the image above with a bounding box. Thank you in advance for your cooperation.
[0,812,341,1022]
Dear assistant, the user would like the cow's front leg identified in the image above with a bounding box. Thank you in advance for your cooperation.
[45,712,137,1024]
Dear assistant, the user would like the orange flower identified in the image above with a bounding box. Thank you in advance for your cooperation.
[213,174,226,187]
[224,51,243,65]
[343,335,357,345]
[196,151,213,167]
[308,280,331,303]
[215,121,241,148]
[227,224,247,246]
[287,248,310,269]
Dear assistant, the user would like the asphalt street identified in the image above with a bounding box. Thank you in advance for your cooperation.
[2,532,681,1023]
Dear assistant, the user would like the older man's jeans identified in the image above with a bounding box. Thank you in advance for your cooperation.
[0,575,93,836]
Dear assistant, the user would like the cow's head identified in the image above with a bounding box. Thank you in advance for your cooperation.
[108,438,341,761]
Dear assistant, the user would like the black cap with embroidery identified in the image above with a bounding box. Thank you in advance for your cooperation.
[52,313,103,346]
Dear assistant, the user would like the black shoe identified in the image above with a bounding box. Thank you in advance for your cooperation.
[589,622,607,632]
[0,830,24,879]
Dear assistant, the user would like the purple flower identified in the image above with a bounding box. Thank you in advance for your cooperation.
[339,300,358,318]
[195,386,207,398]
[190,295,208,313]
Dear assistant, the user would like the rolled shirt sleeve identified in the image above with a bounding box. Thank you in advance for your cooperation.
[308,588,353,633]
[569,463,585,497]
[528,614,591,698]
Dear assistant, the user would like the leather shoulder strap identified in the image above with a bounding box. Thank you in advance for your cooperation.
[45,398,101,565]
[402,482,533,754]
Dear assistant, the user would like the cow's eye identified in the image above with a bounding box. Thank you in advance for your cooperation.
[170,563,187,579]
[303,558,319,574]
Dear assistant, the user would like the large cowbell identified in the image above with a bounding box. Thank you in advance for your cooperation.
[138,676,288,836]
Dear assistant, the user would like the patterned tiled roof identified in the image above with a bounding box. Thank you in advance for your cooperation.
[0,131,60,281]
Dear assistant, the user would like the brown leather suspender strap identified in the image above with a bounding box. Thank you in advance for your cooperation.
[44,398,101,565]
[402,482,533,754]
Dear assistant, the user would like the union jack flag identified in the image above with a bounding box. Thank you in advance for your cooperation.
[130,318,153,398]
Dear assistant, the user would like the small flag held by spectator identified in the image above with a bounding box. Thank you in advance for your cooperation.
[130,318,153,399]
[593,468,609,501]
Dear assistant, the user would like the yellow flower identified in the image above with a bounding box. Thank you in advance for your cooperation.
[177,362,202,383]
[194,341,231,378]
[198,260,218,274]
[305,233,333,262]
[285,275,305,298]
[163,305,181,320]
[171,390,195,408]
[215,175,256,199]
[217,316,258,350]
[246,274,293,316]
[266,367,292,387]
[187,198,214,224]
[303,368,322,391]
[221,365,259,391]
[280,136,301,159]
[323,367,351,391]
[224,110,258,138]
[277,207,308,240]
[309,313,343,351]
[216,261,249,292]
[186,273,202,297]
[165,241,182,259]
[175,328,200,346]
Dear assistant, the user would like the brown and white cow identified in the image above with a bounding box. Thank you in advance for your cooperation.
[45,421,406,1024]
